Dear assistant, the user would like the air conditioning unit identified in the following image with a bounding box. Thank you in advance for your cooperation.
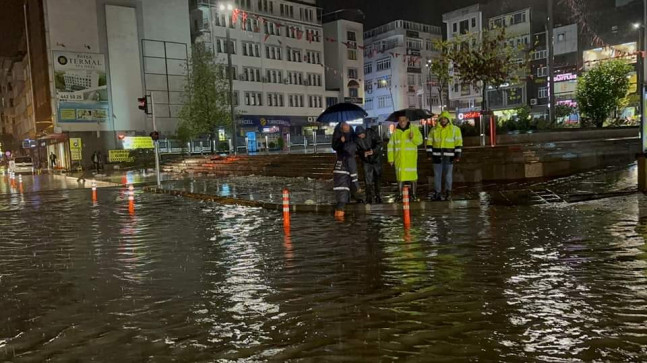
[530,98,538,106]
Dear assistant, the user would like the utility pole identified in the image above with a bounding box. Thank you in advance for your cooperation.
[224,10,237,154]
[23,3,37,138]
[151,93,161,188]
[547,0,556,124]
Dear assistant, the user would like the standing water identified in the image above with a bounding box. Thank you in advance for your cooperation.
[1,185,647,361]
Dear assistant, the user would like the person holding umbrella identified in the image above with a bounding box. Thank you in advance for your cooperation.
[426,111,463,201]
[387,115,424,202]
[332,122,363,218]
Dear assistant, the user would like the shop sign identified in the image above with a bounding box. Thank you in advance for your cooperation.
[122,136,154,150]
[458,111,481,120]
[554,73,577,82]
[70,138,83,161]
[238,116,290,127]
[53,51,109,123]
[344,97,364,104]
[108,150,134,163]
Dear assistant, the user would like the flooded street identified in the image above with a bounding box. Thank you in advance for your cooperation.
[1,176,647,361]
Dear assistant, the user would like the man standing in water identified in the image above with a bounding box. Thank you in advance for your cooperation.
[355,126,383,204]
[387,116,423,201]
[332,122,363,219]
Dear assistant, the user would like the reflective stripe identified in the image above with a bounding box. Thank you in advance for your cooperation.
[432,152,442,156]
[350,174,358,177]
[426,148,434,152]
[404,147,417,151]
[404,168,417,172]
[334,187,351,191]
[443,152,455,156]
[333,170,350,175]
[445,138,455,142]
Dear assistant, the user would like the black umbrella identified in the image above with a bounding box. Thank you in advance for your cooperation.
[385,108,434,122]
[316,103,368,123]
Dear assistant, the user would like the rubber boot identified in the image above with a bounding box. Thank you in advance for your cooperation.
[365,184,374,204]
[374,181,382,204]
[396,182,404,202]
[334,209,345,221]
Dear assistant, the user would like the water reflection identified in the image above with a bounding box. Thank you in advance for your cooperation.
[1,188,647,361]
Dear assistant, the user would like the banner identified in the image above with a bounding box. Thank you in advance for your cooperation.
[70,138,82,161]
[122,136,154,150]
[53,52,109,123]
[108,150,134,163]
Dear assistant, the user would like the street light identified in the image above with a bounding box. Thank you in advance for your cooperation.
[219,2,237,154]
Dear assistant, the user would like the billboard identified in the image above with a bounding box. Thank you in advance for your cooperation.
[53,51,109,123]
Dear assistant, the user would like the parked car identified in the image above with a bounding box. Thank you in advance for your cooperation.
[9,156,34,174]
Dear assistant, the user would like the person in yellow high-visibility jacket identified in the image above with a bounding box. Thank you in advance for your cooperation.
[426,111,463,201]
[388,116,423,201]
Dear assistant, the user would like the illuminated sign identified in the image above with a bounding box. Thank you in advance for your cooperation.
[554,73,577,82]
[108,150,134,163]
[122,136,154,150]
[458,111,481,120]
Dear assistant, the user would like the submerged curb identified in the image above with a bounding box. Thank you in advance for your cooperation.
[143,186,481,215]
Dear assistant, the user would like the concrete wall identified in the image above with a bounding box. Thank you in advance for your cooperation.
[463,127,639,146]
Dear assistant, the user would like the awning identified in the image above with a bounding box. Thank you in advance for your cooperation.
[38,133,68,142]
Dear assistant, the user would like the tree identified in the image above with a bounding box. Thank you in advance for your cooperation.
[428,40,453,111]
[576,59,633,127]
[447,28,529,113]
[178,42,234,152]
[555,104,576,119]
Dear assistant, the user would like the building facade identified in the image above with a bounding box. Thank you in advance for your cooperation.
[190,0,327,144]
[322,9,365,116]
[23,0,191,169]
[363,20,442,122]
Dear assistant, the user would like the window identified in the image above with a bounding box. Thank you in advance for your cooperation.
[377,77,391,88]
[349,88,358,98]
[533,49,548,60]
[557,33,565,42]
[242,42,260,57]
[244,91,263,106]
[537,66,548,77]
[267,93,284,107]
[365,80,373,93]
[347,31,356,41]
[289,94,304,107]
[511,12,526,25]
[459,19,469,34]
[347,49,357,60]
[407,39,422,50]
[364,63,372,74]
[378,95,391,108]
[425,40,434,51]
[407,74,415,85]
[348,68,358,79]
[266,45,282,60]
[287,47,302,62]
[365,98,373,110]
[376,58,391,71]
[288,71,303,85]
[214,13,227,27]
[452,22,457,33]
[307,73,322,86]
[326,97,338,107]
[243,17,259,32]
[216,38,236,54]
[243,67,262,82]
[9,99,14,107]
[264,21,281,36]
[305,29,320,42]
[538,87,548,99]
[233,91,239,106]
[471,17,476,28]
[453,83,459,93]
[286,26,302,39]
[305,50,321,64]
[266,69,283,83]
[308,95,323,108]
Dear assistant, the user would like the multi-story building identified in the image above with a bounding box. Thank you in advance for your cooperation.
[322,9,365,114]
[363,20,442,122]
[190,0,326,144]
[442,4,483,114]
[0,58,17,139]
[23,0,191,169]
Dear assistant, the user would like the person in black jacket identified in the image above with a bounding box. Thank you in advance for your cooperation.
[355,126,383,204]
[332,122,362,218]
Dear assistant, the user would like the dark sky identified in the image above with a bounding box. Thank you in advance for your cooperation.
[319,0,482,28]
[0,0,24,57]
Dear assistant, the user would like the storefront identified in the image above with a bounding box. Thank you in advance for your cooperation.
[38,133,70,170]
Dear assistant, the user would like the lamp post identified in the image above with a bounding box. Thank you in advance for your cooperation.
[219,2,237,154]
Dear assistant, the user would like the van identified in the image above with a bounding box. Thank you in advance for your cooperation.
[10,156,34,174]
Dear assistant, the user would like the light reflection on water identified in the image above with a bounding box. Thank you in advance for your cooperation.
[0,189,647,361]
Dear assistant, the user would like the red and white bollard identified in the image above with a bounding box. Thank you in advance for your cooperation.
[18,174,23,194]
[282,189,290,229]
[128,184,135,214]
[402,186,411,228]
[91,181,97,202]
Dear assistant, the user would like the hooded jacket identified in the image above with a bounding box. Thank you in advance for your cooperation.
[426,111,463,163]
[354,126,382,164]
[387,121,423,182]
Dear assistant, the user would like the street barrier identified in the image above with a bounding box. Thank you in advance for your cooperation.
[282,189,290,228]
[128,185,135,214]
[92,181,97,202]
[403,186,411,228]
[18,174,23,194]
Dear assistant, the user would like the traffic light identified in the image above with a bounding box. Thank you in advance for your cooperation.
[150,131,160,141]
[138,97,148,113]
